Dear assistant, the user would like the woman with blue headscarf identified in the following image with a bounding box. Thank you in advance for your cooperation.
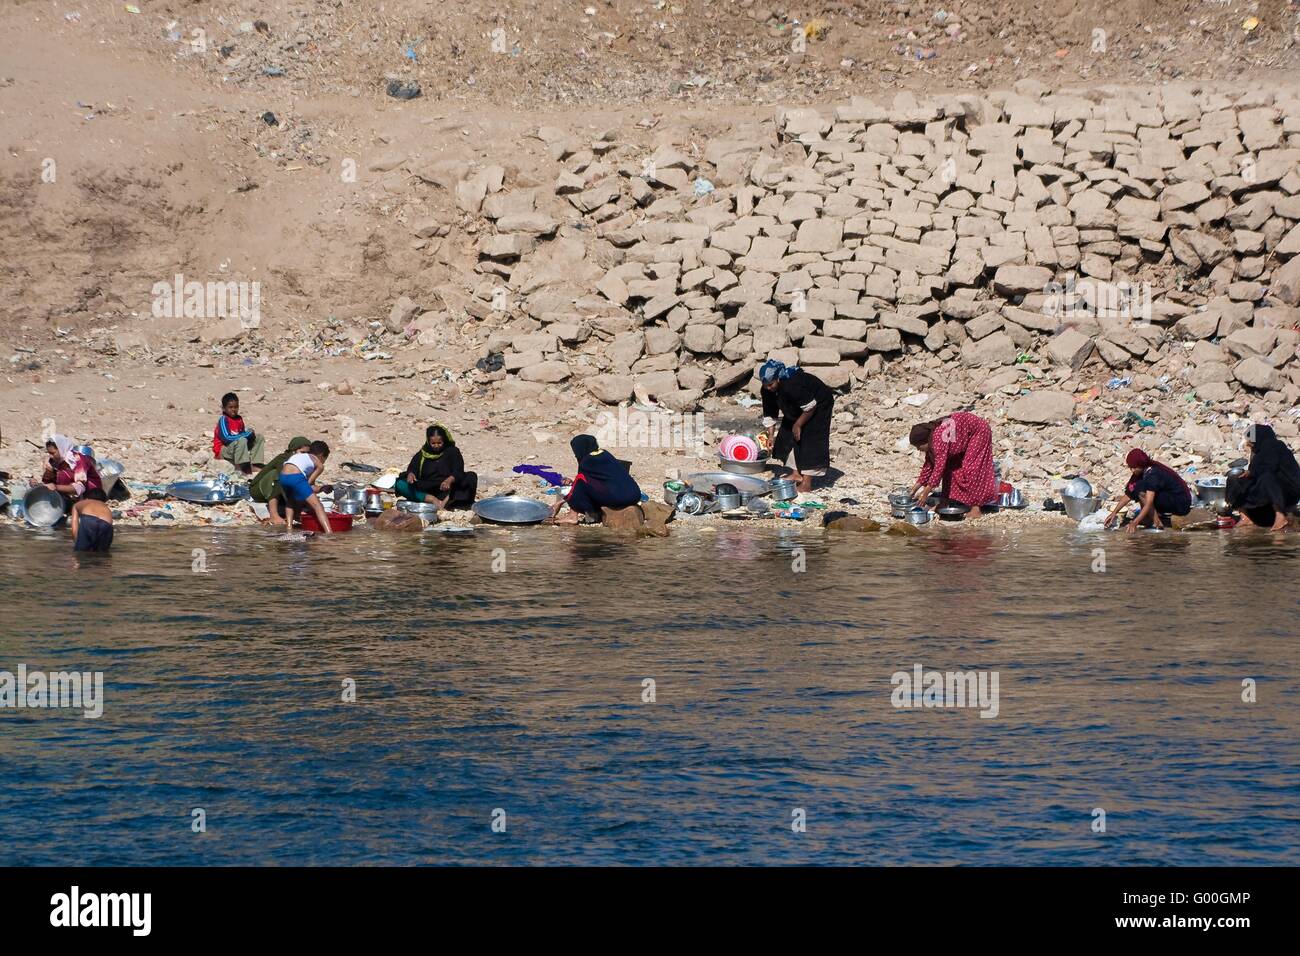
[758,359,834,493]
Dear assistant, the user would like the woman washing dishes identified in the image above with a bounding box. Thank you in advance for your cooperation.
[908,412,997,518]
[1226,424,1300,531]
[395,424,478,510]
[39,435,102,505]
[1103,449,1191,533]
[757,360,834,493]
[549,435,641,525]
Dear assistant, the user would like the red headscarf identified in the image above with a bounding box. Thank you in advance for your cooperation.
[1125,449,1189,496]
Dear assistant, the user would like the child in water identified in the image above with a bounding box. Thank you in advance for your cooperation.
[279,440,334,534]
[70,488,114,552]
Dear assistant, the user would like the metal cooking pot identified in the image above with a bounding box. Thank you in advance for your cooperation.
[333,482,367,505]
[1064,476,1093,499]
[1061,494,1100,521]
[675,490,705,516]
[770,478,798,502]
[714,483,742,511]
[1226,458,1248,480]
[335,499,365,516]
[903,506,931,525]
[998,489,1025,508]
[364,488,385,513]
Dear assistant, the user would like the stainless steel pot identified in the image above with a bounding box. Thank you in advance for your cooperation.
[1061,494,1100,520]
[714,483,742,511]
[998,489,1025,508]
[770,478,798,502]
[364,488,385,513]
[335,499,365,516]
[903,506,931,525]
[675,491,705,515]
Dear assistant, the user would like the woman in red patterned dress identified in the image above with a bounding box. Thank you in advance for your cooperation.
[908,412,998,519]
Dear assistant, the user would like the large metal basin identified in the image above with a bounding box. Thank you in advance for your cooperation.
[166,479,251,504]
[22,486,67,527]
[473,495,551,525]
[684,472,771,501]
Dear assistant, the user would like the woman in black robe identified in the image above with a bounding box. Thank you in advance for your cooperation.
[758,359,834,493]
[1227,423,1300,531]
[550,435,642,524]
[396,423,478,509]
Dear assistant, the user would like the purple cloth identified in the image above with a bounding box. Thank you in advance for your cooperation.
[512,464,565,486]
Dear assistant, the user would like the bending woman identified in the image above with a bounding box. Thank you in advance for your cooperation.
[908,412,997,518]
[395,423,478,509]
[40,435,102,505]
[1227,424,1300,531]
[1104,448,1191,533]
[758,359,834,493]
[550,435,641,524]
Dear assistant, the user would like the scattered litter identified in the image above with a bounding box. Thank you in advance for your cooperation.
[1105,376,1132,390]
[692,178,715,196]
[384,80,421,100]
[735,395,761,408]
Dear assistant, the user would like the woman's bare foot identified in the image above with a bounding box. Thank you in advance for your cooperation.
[967,505,982,519]
[1270,514,1289,531]
[553,510,581,525]
[791,472,813,493]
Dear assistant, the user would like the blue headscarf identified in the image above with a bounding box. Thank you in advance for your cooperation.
[759,359,799,384]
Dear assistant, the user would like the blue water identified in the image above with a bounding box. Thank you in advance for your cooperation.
[1,522,1297,864]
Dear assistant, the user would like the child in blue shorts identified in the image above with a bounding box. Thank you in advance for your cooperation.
[280,441,335,534]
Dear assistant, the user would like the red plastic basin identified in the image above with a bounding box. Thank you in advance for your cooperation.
[299,511,354,532]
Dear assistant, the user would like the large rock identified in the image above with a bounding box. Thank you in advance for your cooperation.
[961,331,1017,367]
[1047,328,1095,370]
[587,374,635,405]
[1233,356,1284,391]
[993,265,1053,296]
[600,505,645,531]
[683,325,724,354]
[1275,256,1300,307]
[518,361,571,384]
[371,510,424,532]
[386,295,422,333]
[1007,390,1075,424]
[792,218,844,253]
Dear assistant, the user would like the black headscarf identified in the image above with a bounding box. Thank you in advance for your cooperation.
[571,434,599,464]
[1248,425,1293,476]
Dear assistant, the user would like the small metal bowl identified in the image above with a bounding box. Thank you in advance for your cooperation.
[937,504,969,521]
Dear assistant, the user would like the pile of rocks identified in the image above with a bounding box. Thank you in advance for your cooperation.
[400,81,1300,424]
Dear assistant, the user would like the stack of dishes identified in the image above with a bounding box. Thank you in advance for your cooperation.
[719,435,760,462]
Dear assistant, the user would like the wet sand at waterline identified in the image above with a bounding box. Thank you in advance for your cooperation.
[0,524,1296,865]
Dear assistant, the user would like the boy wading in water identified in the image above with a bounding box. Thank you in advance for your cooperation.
[213,391,266,476]
[70,488,114,552]
[279,440,335,534]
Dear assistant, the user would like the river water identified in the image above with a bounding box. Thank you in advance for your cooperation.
[0,522,1296,865]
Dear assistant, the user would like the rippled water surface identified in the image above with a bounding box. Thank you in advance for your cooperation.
[1,521,1297,865]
